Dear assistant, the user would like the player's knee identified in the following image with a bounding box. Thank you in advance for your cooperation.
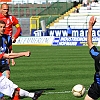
[3,71,10,79]
[84,94,92,100]
[6,74,10,79]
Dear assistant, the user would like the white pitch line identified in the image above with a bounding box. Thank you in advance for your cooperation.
[43,90,88,95]
[43,91,72,95]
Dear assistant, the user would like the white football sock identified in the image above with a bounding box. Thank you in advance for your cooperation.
[19,89,35,98]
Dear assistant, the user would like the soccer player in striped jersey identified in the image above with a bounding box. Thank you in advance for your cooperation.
[0,20,43,100]
[0,3,22,66]
[84,16,100,100]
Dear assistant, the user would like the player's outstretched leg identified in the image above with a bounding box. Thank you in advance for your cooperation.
[12,88,43,100]
[0,75,43,100]
[17,88,43,100]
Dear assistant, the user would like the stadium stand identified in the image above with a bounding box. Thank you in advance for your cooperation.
[11,1,79,36]
[38,2,74,28]
[38,2,73,15]
[9,3,51,17]
[10,3,51,36]
[49,3,100,29]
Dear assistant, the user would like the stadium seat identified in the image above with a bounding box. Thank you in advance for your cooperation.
[49,4,100,29]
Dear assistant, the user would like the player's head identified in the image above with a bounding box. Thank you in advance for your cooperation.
[0,20,6,35]
[1,3,9,16]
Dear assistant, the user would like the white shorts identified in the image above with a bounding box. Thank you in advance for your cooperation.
[0,75,18,97]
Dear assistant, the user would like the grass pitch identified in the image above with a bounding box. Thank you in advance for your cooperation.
[6,46,98,100]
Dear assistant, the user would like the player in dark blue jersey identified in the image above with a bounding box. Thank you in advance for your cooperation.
[84,16,100,100]
[0,32,12,78]
[0,20,20,99]
[0,20,13,81]
[0,20,43,100]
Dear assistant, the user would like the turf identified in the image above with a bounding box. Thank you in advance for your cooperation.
[5,46,99,100]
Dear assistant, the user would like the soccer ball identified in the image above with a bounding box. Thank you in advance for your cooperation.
[72,84,86,97]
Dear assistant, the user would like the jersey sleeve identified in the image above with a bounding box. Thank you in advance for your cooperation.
[12,16,21,39]
[0,53,4,59]
[89,46,100,60]
[12,16,19,26]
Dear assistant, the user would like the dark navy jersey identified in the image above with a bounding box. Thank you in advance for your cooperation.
[90,46,100,72]
[0,34,12,65]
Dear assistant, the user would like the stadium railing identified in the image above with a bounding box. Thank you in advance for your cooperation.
[30,2,77,30]
[9,3,51,18]
[8,2,75,18]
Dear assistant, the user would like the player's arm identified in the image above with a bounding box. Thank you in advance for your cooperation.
[12,16,22,42]
[14,23,21,38]
[12,23,21,43]
[87,16,96,49]
[0,51,31,59]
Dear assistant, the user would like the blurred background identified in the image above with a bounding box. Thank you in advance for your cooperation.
[1,0,100,38]
[0,0,82,36]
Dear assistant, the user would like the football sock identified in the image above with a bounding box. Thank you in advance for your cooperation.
[12,95,19,100]
[12,88,20,100]
[19,89,34,98]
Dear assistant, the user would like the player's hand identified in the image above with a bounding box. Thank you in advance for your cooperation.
[89,16,96,27]
[12,37,16,43]
[12,39,16,43]
[25,51,31,57]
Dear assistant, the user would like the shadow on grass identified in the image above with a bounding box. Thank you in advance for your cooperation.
[27,87,55,92]
[20,88,55,99]
[6,88,55,99]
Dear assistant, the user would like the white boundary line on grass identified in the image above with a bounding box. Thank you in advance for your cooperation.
[43,90,88,95]
[43,91,72,95]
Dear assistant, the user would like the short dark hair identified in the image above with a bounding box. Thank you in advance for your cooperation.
[0,20,6,25]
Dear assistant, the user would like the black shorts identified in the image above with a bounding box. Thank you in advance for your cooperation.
[0,64,10,73]
[88,82,100,99]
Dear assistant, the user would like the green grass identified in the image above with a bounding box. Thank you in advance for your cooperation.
[5,46,99,100]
